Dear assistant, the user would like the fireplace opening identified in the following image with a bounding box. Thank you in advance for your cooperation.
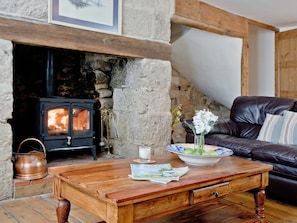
[12,44,101,160]
[15,97,97,159]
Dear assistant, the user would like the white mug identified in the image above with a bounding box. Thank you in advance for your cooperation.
[139,146,151,162]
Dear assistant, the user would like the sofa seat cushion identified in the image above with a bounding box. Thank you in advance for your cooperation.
[270,162,297,180]
[251,144,297,168]
[254,160,297,181]
[205,134,266,158]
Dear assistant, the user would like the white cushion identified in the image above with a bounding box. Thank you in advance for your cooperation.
[279,111,297,145]
[257,113,284,143]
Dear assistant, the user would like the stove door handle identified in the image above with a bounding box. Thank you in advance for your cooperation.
[67,136,72,146]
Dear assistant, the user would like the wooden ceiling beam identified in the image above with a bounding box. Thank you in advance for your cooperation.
[174,0,248,38]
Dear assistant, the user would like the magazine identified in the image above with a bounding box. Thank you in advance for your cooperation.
[129,163,189,184]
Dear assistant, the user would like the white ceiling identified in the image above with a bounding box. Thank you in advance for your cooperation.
[201,0,297,31]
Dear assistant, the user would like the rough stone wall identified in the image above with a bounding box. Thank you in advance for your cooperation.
[0,39,13,200]
[0,0,48,21]
[113,59,172,157]
[123,0,172,42]
[81,55,172,158]
[170,68,230,143]
[82,53,122,110]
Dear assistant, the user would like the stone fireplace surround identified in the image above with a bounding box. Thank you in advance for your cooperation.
[0,1,174,200]
[0,40,171,200]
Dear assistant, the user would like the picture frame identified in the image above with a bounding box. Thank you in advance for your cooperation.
[48,0,122,35]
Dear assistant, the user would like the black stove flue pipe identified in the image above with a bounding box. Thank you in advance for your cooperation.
[45,48,55,97]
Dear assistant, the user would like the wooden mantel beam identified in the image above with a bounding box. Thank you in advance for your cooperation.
[0,17,171,61]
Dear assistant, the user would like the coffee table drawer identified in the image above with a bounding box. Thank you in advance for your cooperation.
[190,182,229,205]
[189,174,264,205]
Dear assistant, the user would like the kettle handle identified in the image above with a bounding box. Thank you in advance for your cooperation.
[17,138,46,158]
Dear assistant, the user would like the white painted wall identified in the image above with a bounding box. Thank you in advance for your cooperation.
[248,25,275,96]
[171,26,242,108]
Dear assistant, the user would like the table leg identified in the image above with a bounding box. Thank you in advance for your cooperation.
[56,199,71,223]
[253,188,266,221]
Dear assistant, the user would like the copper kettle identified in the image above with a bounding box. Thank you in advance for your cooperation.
[13,138,48,180]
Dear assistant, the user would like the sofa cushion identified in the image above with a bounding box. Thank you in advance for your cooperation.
[279,111,297,145]
[184,119,240,143]
[205,134,265,158]
[251,144,297,168]
[210,119,240,136]
[254,159,297,183]
[230,96,295,125]
[237,122,262,139]
[269,163,297,180]
[230,96,295,140]
[257,113,284,143]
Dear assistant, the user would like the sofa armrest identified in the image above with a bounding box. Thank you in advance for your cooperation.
[183,119,240,137]
[209,119,240,136]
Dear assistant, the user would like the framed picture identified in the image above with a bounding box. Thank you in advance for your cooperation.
[48,0,122,35]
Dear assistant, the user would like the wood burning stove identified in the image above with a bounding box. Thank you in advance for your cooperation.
[13,46,99,160]
[15,97,97,160]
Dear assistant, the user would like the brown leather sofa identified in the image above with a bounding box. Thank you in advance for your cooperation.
[184,96,297,205]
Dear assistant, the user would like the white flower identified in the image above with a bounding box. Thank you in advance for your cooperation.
[192,109,218,135]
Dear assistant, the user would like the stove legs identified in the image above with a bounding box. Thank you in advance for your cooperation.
[91,145,97,160]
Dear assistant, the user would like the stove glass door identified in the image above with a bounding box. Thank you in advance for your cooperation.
[47,107,69,136]
[72,107,90,136]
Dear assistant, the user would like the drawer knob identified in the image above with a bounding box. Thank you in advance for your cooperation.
[213,191,219,198]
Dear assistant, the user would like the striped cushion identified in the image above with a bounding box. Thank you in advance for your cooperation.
[279,111,297,145]
[257,113,283,143]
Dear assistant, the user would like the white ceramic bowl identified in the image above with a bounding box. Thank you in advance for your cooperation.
[167,144,233,166]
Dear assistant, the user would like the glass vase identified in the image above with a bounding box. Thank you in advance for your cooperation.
[194,134,205,155]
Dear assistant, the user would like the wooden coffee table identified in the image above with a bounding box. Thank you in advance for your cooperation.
[52,154,272,223]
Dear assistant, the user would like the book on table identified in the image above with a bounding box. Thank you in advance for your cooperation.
[129,163,189,184]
